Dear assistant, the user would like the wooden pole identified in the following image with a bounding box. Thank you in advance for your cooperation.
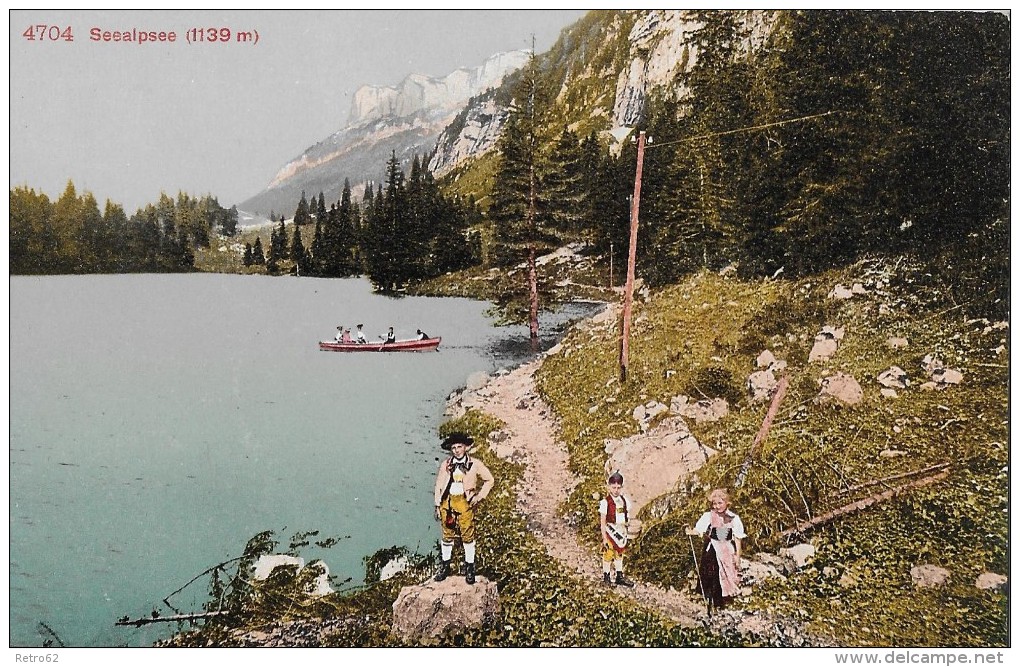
[620,131,646,382]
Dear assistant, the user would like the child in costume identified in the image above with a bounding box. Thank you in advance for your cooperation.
[686,488,745,609]
[599,472,636,587]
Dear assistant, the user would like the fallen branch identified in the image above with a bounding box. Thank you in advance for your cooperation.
[735,375,789,487]
[781,468,950,539]
[116,610,230,627]
[836,461,950,496]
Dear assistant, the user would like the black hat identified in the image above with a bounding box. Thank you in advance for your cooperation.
[440,432,474,451]
[608,472,624,485]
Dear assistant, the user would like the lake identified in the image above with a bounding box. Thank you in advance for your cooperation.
[9,274,600,647]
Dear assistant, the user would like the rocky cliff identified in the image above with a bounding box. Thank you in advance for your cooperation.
[239,50,528,218]
[429,10,778,177]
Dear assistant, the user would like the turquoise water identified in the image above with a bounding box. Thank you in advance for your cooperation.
[9,274,597,647]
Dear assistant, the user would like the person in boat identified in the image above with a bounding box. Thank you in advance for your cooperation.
[599,471,636,588]
[383,326,396,344]
[334,325,344,343]
[355,324,367,344]
[416,329,429,340]
[341,328,353,343]
[686,488,745,610]
[433,432,494,585]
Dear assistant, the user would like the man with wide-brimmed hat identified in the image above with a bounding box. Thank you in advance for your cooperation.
[433,431,494,584]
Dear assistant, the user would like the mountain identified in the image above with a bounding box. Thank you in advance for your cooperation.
[429,10,777,180]
[238,50,530,218]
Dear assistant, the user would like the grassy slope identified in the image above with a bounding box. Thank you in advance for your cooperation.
[535,258,1008,647]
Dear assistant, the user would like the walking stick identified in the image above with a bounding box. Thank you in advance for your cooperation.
[688,532,711,617]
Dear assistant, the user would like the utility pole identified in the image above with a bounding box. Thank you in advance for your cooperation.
[619,130,646,382]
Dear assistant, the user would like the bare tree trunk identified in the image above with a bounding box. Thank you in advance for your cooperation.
[527,119,539,346]
[780,468,950,539]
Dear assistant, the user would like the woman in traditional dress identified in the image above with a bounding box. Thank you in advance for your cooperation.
[686,488,745,609]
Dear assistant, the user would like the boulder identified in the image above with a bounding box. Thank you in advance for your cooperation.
[251,555,334,596]
[829,284,854,300]
[678,397,730,424]
[779,543,816,569]
[742,559,785,586]
[391,577,500,641]
[380,556,410,582]
[756,349,777,368]
[877,366,909,389]
[808,338,839,363]
[886,336,909,349]
[603,416,716,516]
[816,372,863,405]
[747,369,778,402]
[754,552,797,576]
[975,572,1008,592]
[253,554,304,580]
[880,388,899,399]
[910,564,951,589]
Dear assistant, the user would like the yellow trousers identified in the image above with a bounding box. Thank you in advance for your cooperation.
[440,494,475,543]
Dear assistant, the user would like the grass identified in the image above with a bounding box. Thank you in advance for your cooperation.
[534,257,1008,647]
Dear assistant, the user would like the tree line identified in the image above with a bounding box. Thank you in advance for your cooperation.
[244,153,482,291]
[10,181,238,274]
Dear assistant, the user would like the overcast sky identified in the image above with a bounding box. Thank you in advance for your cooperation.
[9,9,587,214]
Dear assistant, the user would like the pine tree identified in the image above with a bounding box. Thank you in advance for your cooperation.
[252,236,266,265]
[294,191,310,226]
[243,242,253,267]
[488,50,556,341]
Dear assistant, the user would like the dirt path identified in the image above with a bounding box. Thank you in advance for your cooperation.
[460,359,709,629]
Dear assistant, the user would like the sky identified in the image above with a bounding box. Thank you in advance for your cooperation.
[9,9,587,214]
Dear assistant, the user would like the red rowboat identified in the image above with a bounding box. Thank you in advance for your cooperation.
[318,337,442,352]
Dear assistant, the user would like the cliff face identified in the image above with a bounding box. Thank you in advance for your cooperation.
[239,50,528,217]
[430,10,778,176]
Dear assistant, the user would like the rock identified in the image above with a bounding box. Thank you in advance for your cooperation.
[737,613,776,636]
[880,449,907,458]
[380,556,409,582]
[603,416,716,516]
[632,401,668,431]
[886,336,909,349]
[919,381,939,391]
[920,354,943,375]
[829,284,854,300]
[756,350,777,368]
[819,325,845,341]
[742,560,785,585]
[747,369,778,402]
[838,571,859,588]
[910,564,951,588]
[754,552,797,576]
[304,561,334,596]
[779,543,816,569]
[877,366,909,389]
[975,572,1007,591]
[851,282,868,295]
[932,367,964,386]
[253,554,304,580]
[678,398,730,424]
[816,372,863,405]
[808,338,839,363]
[251,555,334,597]
[880,388,899,399]
[669,394,690,413]
[545,343,563,356]
[391,577,500,641]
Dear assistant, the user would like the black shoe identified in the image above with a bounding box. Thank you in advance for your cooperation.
[616,573,636,588]
[435,560,451,582]
[464,562,476,585]
[602,573,613,587]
